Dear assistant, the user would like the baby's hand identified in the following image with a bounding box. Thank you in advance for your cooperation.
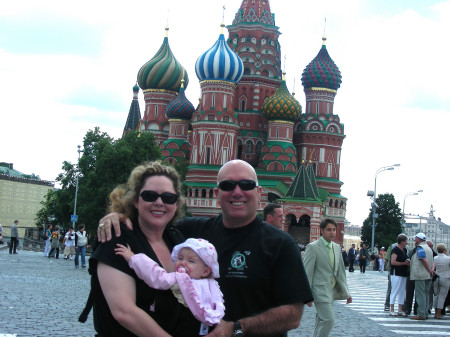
[115,243,134,262]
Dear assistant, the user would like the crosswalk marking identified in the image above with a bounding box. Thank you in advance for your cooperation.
[341,271,450,336]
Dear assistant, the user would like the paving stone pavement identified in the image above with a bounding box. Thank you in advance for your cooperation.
[1,249,449,336]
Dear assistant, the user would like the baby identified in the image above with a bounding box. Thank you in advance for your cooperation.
[115,238,224,329]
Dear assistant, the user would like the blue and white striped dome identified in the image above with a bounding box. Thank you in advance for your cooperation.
[195,26,244,83]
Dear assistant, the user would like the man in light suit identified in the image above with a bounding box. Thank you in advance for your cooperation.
[304,218,352,337]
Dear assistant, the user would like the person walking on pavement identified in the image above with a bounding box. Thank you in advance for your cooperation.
[75,224,88,268]
[43,224,52,257]
[410,233,435,320]
[433,243,450,319]
[359,243,369,273]
[9,220,19,254]
[348,243,356,272]
[304,218,352,337]
[48,225,61,258]
[379,247,386,272]
[63,226,76,260]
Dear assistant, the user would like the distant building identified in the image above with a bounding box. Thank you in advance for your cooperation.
[0,162,54,238]
[343,235,361,252]
[344,222,362,237]
[403,205,449,249]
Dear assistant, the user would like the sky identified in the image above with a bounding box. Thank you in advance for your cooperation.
[1,0,449,227]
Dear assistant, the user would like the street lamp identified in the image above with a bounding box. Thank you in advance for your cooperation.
[72,145,83,228]
[368,164,400,253]
[402,190,423,227]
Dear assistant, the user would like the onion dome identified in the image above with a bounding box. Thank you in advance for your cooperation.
[165,80,195,120]
[262,74,301,121]
[301,37,342,91]
[137,27,189,91]
[132,83,140,92]
[195,24,244,83]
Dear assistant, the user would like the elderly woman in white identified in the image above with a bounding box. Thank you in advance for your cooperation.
[433,243,450,319]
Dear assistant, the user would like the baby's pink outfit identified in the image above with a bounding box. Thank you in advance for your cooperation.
[129,253,225,326]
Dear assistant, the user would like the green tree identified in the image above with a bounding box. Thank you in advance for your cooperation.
[36,128,161,233]
[361,193,403,251]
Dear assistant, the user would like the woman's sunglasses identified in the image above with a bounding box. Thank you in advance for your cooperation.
[139,190,178,204]
[217,179,258,191]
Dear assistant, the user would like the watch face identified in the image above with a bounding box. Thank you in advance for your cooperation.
[233,331,244,337]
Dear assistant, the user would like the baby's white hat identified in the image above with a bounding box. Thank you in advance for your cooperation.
[171,238,220,278]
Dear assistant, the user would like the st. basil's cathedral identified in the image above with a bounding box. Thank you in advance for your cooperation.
[123,0,346,245]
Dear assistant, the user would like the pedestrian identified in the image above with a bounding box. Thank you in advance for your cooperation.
[63,226,76,260]
[43,224,52,257]
[98,159,313,337]
[379,247,386,272]
[384,242,398,311]
[389,234,410,316]
[74,224,88,268]
[9,220,19,254]
[263,203,283,229]
[359,243,369,273]
[303,218,352,337]
[48,225,61,258]
[115,238,225,328]
[341,248,349,269]
[348,243,356,272]
[410,233,435,320]
[433,243,450,319]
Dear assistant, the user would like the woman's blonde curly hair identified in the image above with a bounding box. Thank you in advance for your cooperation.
[108,161,184,226]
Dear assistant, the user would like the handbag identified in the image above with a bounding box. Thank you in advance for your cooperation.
[432,273,439,282]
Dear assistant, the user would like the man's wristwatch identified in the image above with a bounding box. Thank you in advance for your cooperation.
[232,321,244,336]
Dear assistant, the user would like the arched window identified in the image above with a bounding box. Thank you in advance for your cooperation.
[155,105,158,119]
[246,140,253,153]
[241,99,246,111]
[195,189,199,197]
[209,189,214,198]
[335,200,339,208]
[201,189,207,198]
[340,201,344,209]
[329,199,333,207]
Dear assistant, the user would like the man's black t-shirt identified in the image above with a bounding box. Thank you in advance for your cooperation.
[177,214,313,323]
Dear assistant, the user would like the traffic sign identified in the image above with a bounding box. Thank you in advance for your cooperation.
[71,215,78,222]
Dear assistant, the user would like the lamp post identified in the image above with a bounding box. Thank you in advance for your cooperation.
[402,190,423,227]
[72,145,83,228]
[369,164,400,253]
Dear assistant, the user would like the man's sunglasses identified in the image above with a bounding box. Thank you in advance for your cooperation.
[217,179,258,191]
[139,190,178,204]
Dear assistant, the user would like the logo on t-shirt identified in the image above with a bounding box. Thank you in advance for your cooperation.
[231,252,246,268]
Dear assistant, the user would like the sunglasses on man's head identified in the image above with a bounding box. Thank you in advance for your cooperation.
[139,190,178,204]
[217,179,258,191]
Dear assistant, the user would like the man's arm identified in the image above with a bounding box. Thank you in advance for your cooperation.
[419,258,435,276]
[207,303,303,337]
[98,213,133,242]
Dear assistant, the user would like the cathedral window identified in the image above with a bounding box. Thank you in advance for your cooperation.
[240,99,246,111]
[340,201,344,209]
[329,199,333,207]
[209,189,214,198]
[155,105,158,118]
[224,116,229,122]
[316,102,319,114]
[195,189,199,197]
[319,148,325,163]
[246,141,253,153]
[335,200,339,208]
[276,127,279,138]
[211,93,215,108]
[327,103,330,114]
[208,115,215,121]
[201,189,207,198]
[206,147,211,165]
[327,163,332,177]
[223,94,227,109]
[246,122,250,126]
[174,125,178,135]
[251,38,256,44]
